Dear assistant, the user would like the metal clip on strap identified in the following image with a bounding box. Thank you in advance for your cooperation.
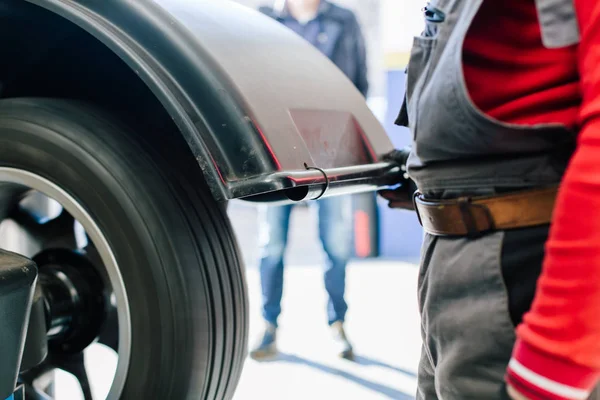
[304,163,329,200]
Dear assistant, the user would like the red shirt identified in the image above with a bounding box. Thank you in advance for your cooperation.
[463,0,600,398]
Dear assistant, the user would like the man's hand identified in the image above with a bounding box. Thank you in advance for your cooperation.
[379,183,417,210]
[379,148,417,210]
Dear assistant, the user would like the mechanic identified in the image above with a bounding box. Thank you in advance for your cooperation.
[249,0,368,361]
[381,0,600,399]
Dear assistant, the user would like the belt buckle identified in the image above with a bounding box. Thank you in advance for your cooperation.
[457,197,494,238]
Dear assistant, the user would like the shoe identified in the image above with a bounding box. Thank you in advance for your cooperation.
[249,322,278,361]
[331,321,354,360]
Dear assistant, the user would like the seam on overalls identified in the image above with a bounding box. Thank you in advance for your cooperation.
[419,235,438,369]
[495,231,518,334]
[416,176,560,192]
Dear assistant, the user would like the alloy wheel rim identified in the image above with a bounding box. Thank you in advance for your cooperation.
[0,167,131,399]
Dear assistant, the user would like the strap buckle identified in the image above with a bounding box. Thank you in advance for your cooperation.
[457,197,495,238]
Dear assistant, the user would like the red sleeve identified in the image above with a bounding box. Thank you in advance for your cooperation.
[506,1,600,398]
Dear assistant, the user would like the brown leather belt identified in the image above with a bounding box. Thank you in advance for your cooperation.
[413,186,559,237]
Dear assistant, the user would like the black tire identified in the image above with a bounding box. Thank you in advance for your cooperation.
[0,98,248,399]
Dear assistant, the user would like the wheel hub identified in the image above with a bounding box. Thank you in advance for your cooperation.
[35,249,107,354]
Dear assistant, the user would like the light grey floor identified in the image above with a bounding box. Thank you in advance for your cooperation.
[236,260,420,400]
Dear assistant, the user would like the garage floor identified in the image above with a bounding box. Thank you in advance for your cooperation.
[235,260,420,400]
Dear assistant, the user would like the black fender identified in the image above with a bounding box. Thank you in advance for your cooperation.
[14,0,398,202]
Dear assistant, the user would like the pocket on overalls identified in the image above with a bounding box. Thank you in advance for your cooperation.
[397,4,444,129]
[534,0,580,48]
[405,36,436,109]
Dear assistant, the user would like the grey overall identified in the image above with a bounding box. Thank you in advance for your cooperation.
[398,0,597,398]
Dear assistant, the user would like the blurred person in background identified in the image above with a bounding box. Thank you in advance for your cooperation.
[249,0,368,361]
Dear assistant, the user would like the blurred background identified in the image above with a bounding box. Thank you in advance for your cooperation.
[226,1,428,399]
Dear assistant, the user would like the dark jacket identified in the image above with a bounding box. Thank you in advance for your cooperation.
[260,1,369,97]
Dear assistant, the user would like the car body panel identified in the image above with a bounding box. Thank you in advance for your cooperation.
[19,0,399,201]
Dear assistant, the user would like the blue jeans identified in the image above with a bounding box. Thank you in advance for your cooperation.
[258,196,353,327]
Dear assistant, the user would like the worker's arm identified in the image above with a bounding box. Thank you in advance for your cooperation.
[506,1,600,398]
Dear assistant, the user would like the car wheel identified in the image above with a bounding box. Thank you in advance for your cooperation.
[0,98,248,399]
